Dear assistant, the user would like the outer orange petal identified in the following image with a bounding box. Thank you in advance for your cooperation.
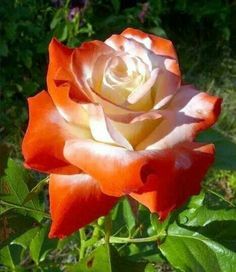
[63,139,153,197]
[47,38,90,102]
[130,142,215,219]
[22,91,79,174]
[49,173,118,238]
[121,28,178,59]
[47,39,91,127]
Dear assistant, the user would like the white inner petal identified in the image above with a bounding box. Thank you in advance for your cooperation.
[90,51,155,110]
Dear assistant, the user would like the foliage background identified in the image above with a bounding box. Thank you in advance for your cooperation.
[0,0,236,271]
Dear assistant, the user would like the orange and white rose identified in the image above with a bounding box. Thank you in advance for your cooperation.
[22,28,222,238]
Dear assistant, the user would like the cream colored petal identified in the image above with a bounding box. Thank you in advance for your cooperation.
[136,85,222,150]
[83,103,133,150]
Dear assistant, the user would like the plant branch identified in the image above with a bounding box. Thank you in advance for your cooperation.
[202,186,236,207]
[79,228,86,260]
[0,200,50,218]
[109,234,164,244]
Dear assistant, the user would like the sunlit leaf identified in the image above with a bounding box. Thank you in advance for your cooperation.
[13,227,40,250]
[29,224,57,265]
[159,202,236,271]
[0,246,14,270]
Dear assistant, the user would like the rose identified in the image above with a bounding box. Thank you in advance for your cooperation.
[22,28,222,238]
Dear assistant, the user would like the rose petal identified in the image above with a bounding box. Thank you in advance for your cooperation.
[122,28,181,109]
[47,38,92,126]
[63,139,153,197]
[47,38,90,102]
[48,82,89,126]
[71,40,115,99]
[137,85,222,150]
[153,59,181,109]
[106,108,162,123]
[49,173,118,238]
[22,91,86,174]
[130,142,215,220]
[123,68,159,111]
[122,28,178,59]
[105,33,181,110]
[111,118,161,148]
[83,103,133,150]
[105,34,155,71]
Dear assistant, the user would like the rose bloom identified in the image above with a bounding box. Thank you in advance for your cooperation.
[22,28,222,238]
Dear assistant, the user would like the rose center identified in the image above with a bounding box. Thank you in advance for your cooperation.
[91,53,151,106]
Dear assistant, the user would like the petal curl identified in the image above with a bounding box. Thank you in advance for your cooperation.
[137,85,222,150]
[130,142,215,219]
[125,68,159,111]
[153,59,181,109]
[47,39,140,125]
[71,40,115,99]
[47,38,90,102]
[22,91,88,174]
[121,28,181,109]
[105,33,181,110]
[111,118,161,148]
[121,28,177,59]
[105,34,154,70]
[47,39,92,126]
[83,103,133,150]
[48,82,89,126]
[63,140,153,197]
[49,174,118,238]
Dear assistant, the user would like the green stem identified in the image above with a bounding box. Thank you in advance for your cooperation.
[104,213,112,244]
[79,228,86,260]
[0,200,50,218]
[109,234,164,244]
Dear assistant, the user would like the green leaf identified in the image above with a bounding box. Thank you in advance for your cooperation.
[159,206,236,271]
[0,246,14,270]
[55,24,68,41]
[66,244,147,272]
[29,224,57,265]
[13,227,40,249]
[186,191,205,209]
[50,9,63,29]
[0,244,25,271]
[1,159,29,203]
[197,129,236,170]
[150,213,168,237]
[0,211,38,249]
[112,198,136,235]
[144,263,156,272]
[1,159,44,221]
[179,206,236,227]
[23,177,48,205]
